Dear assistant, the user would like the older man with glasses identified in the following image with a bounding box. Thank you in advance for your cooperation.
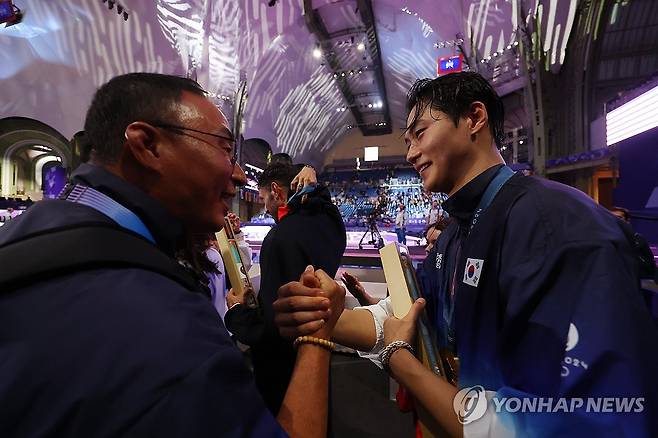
[0,73,344,438]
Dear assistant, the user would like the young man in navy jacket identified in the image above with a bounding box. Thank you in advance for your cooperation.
[275,72,658,437]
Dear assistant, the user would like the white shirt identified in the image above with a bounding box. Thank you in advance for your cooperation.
[427,207,440,224]
[395,211,407,228]
[354,296,393,368]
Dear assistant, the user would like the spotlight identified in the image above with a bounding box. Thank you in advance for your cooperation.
[117,5,123,14]
[123,11,129,21]
[313,48,322,59]
[357,42,365,51]
[341,72,346,77]
[108,0,115,10]
[368,103,373,108]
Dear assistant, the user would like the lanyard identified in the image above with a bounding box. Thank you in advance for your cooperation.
[469,165,515,232]
[59,184,156,244]
[443,165,515,349]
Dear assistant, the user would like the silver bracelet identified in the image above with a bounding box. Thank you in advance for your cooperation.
[379,340,414,372]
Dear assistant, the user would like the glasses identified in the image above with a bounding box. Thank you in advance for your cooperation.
[152,122,238,165]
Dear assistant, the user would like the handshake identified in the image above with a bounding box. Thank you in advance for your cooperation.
[274,265,346,341]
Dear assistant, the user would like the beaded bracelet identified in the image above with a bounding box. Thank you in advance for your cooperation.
[379,340,414,372]
[294,336,335,352]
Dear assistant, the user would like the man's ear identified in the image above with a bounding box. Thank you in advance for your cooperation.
[466,101,489,137]
[270,181,281,201]
[124,122,165,171]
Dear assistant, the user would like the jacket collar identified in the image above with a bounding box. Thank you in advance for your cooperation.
[71,163,185,256]
[442,164,504,224]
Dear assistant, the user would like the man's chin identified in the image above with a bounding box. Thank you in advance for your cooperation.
[422,176,441,193]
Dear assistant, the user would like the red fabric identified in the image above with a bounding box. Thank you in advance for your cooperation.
[276,205,290,222]
[397,386,424,438]
[396,385,415,412]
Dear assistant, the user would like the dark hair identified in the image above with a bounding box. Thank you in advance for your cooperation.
[269,152,294,165]
[84,73,206,163]
[406,72,505,148]
[257,162,297,189]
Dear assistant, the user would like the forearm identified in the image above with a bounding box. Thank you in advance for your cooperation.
[277,344,330,437]
[388,350,462,438]
[331,308,377,351]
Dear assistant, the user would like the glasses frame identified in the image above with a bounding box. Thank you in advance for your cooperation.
[151,122,238,166]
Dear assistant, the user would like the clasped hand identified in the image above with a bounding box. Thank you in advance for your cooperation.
[274,266,345,340]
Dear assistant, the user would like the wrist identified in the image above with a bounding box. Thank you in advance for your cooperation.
[380,340,414,373]
[294,335,335,352]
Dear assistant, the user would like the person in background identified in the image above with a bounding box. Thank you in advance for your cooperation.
[395,204,408,245]
[204,212,252,321]
[225,161,346,415]
[426,199,441,226]
[424,215,451,254]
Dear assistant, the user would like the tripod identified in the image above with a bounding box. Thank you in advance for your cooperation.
[358,216,385,250]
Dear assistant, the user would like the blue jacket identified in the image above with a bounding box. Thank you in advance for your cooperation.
[0,164,285,438]
[420,165,658,437]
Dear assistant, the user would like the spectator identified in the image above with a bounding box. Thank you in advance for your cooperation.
[395,204,408,245]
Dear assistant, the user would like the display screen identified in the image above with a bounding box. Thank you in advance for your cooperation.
[438,55,463,75]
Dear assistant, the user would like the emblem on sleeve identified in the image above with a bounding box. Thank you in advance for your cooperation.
[463,258,484,287]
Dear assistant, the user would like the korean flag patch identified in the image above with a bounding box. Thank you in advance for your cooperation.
[463,258,484,287]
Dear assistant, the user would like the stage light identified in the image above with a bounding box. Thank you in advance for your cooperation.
[606,85,658,146]
[357,42,365,51]
[108,0,115,10]
[313,48,322,59]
